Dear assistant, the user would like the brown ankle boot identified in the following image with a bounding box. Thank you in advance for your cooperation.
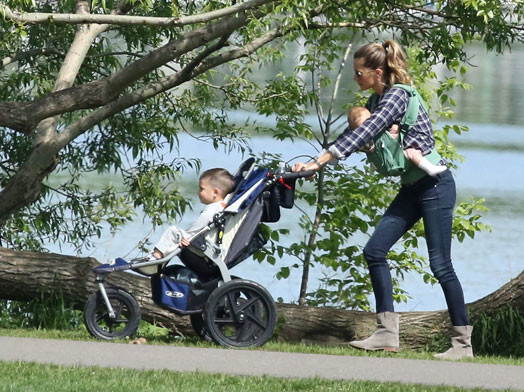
[349,312,399,352]
[434,325,474,359]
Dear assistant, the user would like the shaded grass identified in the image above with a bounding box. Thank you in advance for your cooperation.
[0,361,500,392]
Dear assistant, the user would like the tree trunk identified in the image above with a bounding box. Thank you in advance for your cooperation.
[0,247,522,349]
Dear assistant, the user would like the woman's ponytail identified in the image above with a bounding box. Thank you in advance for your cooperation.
[354,39,411,88]
[383,40,411,87]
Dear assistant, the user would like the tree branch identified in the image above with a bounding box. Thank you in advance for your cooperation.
[0,8,263,134]
[34,0,107,145]
[55,32,237,147]
[56,9,381,147]
[0,0,274,27]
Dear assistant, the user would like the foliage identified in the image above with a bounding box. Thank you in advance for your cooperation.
[0,1,520,307]
[0,284,82,330]
[472,307,524,357]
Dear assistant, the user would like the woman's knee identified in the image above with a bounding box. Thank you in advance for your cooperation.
[363,242,387,266]
[430,260,458,284]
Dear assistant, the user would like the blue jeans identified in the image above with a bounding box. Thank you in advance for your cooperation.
[363,170,469,326]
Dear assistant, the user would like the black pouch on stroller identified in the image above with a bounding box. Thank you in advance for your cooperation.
[278,177,297,208]
[261,189,280,222]
[261,177,297,222]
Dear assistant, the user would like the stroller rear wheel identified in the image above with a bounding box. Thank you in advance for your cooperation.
[203,279,277,347]
[84,288,141,340]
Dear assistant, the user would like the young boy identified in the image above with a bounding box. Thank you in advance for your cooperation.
[151,168,234,259]
[348,106,447,177]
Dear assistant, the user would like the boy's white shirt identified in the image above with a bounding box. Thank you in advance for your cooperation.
[154,201,225,255]
[184,201,225,238]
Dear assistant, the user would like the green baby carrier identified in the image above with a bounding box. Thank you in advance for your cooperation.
[365,84,442,184]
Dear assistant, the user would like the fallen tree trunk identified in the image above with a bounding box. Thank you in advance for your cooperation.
[0,247,522,350]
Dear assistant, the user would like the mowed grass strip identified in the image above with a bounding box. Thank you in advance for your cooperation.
[0,361,492,392]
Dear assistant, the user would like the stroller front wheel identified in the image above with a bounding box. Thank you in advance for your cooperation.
[84,288,141,340]
[203,279,277,348]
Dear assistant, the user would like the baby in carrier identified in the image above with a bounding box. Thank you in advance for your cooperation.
[348,106,447,177]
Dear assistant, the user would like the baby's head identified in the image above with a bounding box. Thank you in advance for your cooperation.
[198,168,234,204]
[348,106,371,130]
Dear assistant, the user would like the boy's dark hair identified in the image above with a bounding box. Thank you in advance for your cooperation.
[200,168,234,196]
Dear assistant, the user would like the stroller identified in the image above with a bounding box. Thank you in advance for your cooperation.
[83,158,314,348]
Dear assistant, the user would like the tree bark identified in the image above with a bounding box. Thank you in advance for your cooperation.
[0,247,522,349]
[0,0,272,27]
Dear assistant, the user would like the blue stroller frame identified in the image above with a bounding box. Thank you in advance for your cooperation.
[83,158,313,347]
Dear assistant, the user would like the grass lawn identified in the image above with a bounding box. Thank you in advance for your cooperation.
[0,360,500,392]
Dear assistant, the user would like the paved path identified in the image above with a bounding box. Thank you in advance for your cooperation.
[0,337,523,390]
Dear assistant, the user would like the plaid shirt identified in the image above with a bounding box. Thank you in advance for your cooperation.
[329,86,435,159]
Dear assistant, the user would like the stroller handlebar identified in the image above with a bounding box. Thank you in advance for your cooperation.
[270,170,315,181]
[277,170,316,180]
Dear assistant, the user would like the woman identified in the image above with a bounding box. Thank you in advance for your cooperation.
[292,39,473,359]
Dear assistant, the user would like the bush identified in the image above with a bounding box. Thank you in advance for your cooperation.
[0,286,81,330]
[472,307,524,357]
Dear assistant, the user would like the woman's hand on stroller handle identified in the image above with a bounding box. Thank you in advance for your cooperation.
[290,161,317,180]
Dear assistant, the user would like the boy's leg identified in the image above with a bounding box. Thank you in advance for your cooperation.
[404,148,447,177]
[152,248,163,259]
[388,124,400,139]
[154,226,184,257]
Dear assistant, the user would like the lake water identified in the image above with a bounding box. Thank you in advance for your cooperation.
[51,42,524,312]
[67,123,524,312]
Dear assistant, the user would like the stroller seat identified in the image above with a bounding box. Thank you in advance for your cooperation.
[169,157,271,280]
